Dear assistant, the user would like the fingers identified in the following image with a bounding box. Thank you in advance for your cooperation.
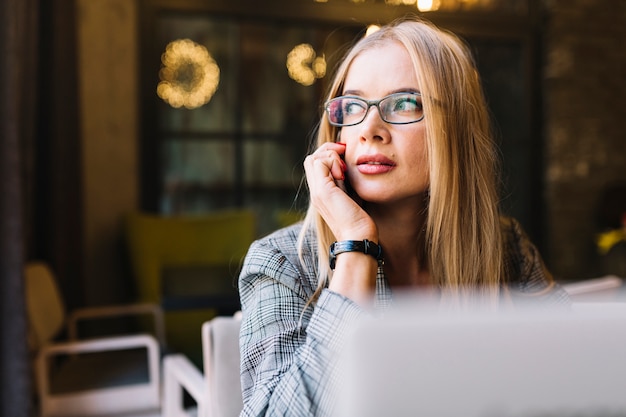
[304,142,346,183]
[304,142,377,242]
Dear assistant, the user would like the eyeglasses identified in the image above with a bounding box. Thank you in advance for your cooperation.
[325,92,424,127]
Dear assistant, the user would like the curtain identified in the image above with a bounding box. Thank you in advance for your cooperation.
[0,0,38,415]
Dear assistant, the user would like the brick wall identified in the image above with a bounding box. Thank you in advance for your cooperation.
[543,0,626,280]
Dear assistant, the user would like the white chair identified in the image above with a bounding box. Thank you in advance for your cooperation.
[163,313,243,417]
[561,275,624,302]
[25,261,165,417]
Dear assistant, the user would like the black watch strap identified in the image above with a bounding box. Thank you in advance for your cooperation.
[329,239,384,270]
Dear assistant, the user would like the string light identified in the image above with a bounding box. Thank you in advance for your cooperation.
[417,0,441,11]
[157,39,220,109]
[365,25,381,36]
[286,44,326,86]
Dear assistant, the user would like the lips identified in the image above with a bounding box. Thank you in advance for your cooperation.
[356,154,396,174]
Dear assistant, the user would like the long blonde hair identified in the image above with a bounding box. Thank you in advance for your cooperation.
[298,17,503,304]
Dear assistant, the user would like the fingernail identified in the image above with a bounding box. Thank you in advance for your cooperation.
[341,160,347,171]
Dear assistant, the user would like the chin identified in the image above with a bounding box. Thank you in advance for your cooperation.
[354,189,394,204]
[356,187,429,207]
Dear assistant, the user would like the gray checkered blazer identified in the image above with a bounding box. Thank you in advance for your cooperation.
[238,218,569,417]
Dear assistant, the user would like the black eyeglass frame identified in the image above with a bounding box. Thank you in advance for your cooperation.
[324,92,425,127]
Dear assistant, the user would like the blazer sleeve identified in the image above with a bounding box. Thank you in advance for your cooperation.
[238,228,365,417]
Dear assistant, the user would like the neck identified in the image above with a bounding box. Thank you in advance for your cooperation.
[367,196,430,287]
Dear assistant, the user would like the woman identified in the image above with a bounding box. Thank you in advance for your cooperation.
[238,17,569,417]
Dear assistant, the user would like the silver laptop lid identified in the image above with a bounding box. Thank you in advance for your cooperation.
[337,302,626,417]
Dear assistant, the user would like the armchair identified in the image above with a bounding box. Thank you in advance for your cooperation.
[162,313,243,417]
[25,261,165,417]
[124,210,255,363]
[561,275,624,302]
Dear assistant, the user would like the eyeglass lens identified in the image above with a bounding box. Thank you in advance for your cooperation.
[326,93,423,126]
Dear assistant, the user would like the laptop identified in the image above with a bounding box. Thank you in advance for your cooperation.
[336,300,626,417]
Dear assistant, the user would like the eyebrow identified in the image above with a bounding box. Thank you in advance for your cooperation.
[341,87,421,96]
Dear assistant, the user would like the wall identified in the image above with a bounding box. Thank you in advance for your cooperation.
[543,0,626,280]
[77,0,139,304]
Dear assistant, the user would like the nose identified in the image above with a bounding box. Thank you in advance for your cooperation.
[358,104,390,143]
[363,103,384,122]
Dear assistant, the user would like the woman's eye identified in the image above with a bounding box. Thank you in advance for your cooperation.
[393,97,422,113]
[344,100,366,115]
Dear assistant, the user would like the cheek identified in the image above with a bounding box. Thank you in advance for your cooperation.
[337,132,357,158]
[403,129,428,163]
[403,131,429,183]
[337,128,356,145]
[409,145,429,170]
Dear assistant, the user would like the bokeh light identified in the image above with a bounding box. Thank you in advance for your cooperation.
[157,39,220,109]
[286,43,326,86]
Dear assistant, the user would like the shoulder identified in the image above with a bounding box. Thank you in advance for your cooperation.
[240,222,319,299]
[499,216,527,241]
[500,216,538,263]
[499,217,559,295]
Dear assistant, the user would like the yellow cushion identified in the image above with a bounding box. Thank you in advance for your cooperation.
[124,210,255,359]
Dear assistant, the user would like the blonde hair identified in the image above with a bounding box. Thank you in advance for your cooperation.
[298,17,503,304]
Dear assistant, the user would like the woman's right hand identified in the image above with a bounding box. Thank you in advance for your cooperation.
[303,142,378,244]
[304,141,379,304]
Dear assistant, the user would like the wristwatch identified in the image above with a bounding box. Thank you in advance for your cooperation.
[329,239,384,270]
